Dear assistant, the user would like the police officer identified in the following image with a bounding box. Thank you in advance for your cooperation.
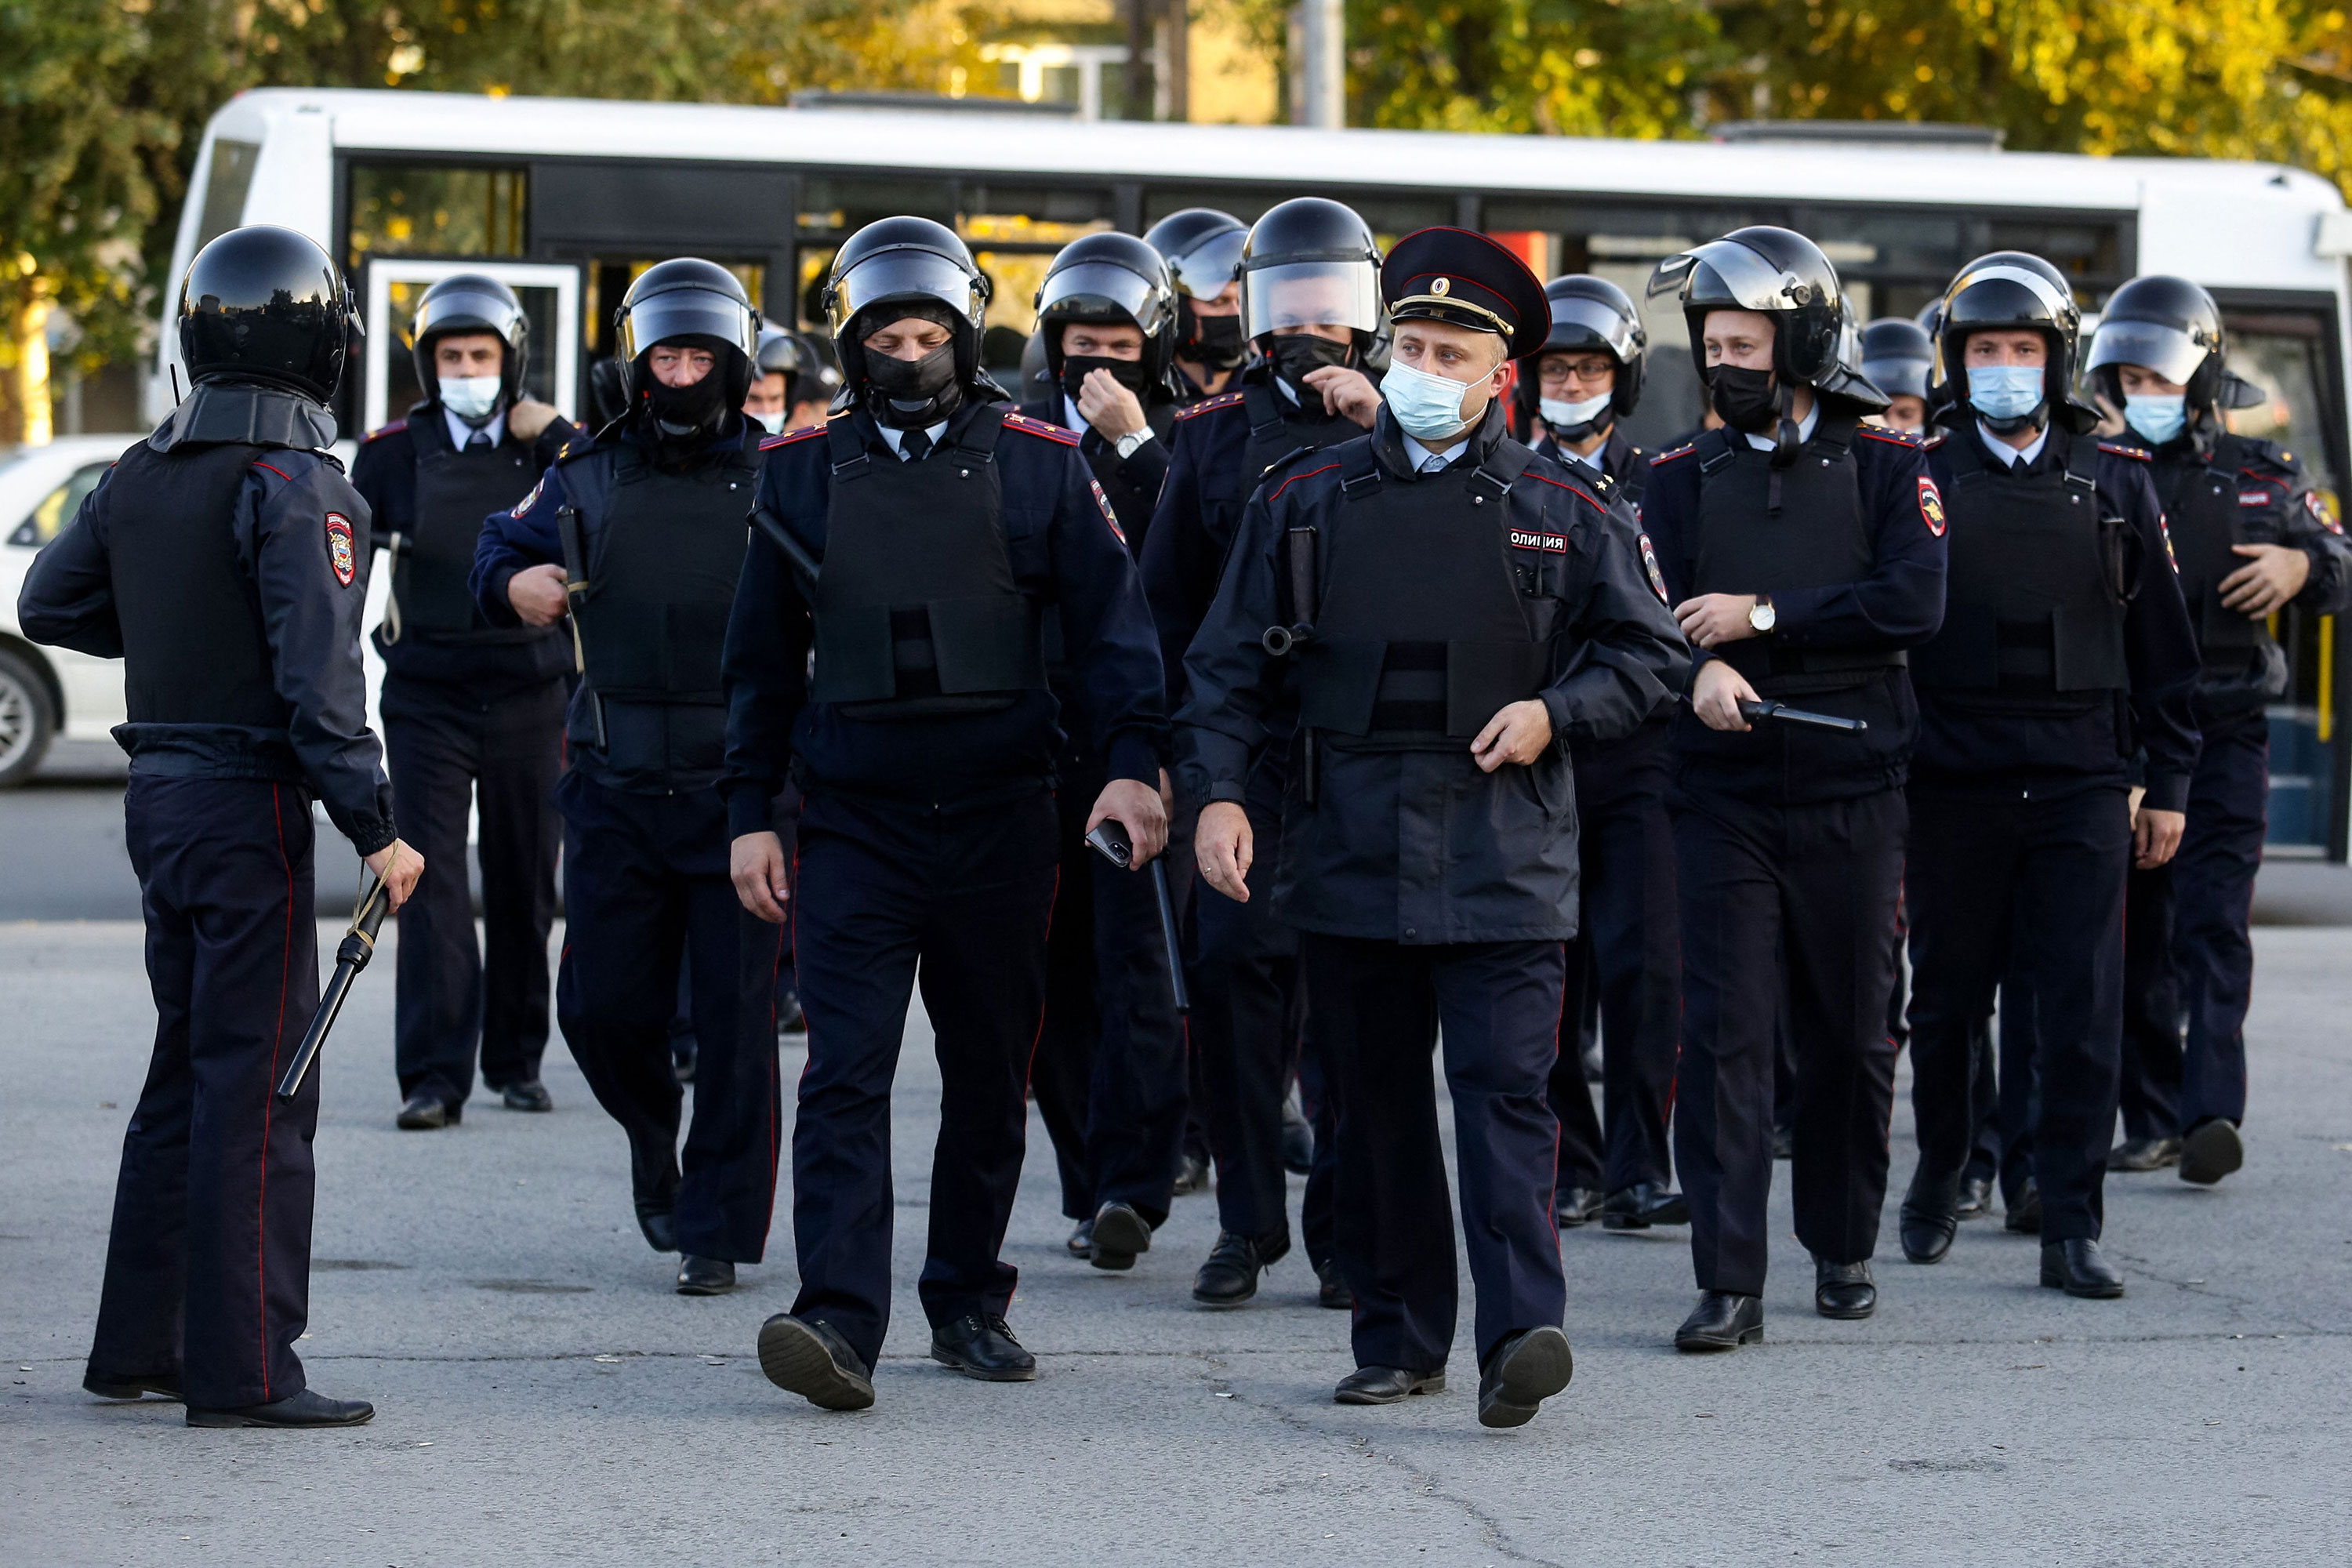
[1182,227,1687,1425]
[1639,227,1944,1350]
[724,218,1168,1410]
[20,226,421,1427]
[470,259,783,1298]
[1015,232,1191,1269]
[2086,277,2352,1184]
[1897,252,2201,1298]
[746,326,841,436]
[1514,274,1685,1231]
[1145,207,1252,402]
[1140,197,1385,1311]
[1859,318,1936,434]
[352,274,574,1129]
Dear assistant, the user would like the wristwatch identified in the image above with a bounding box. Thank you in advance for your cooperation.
[1748,594,1777,634]
[1114,428,1155,461]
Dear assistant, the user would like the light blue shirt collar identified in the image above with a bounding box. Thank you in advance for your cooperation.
[445,406,506,450]
[1977,420,2050,467]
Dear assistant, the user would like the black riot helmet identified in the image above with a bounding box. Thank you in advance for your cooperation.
[823,216,993,394]
[1145,207,1250,368]
[613,258,759,408]
[1933,250,2094,431]
[753,327,844,409]
[1648,226,1852,391]
[1018,328,1055,407]
[408,273,528,408]
[1858,318,1935,402]
[1515,274,1648,434]
[1239,198,1384,354]
[1034,231,1178,386]
[178,224,360,404]
[2083,274,2256,416]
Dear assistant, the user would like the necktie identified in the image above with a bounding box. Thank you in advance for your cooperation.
[466,432,492,451]
[1421,452,1448,474]
[901,429,933,463]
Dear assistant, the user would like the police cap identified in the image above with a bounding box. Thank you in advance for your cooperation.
[1380,228,1550,361]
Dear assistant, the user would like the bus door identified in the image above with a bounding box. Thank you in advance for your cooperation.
[358,259,583,435]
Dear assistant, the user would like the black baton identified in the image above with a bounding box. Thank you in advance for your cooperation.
[1738,698,1868,732]
[1083,822,1189,1014]
[274,876,392,1102]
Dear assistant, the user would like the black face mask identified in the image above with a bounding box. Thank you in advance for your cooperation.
[1060,354,1151,405]
[1269,333,1353,394]
[863,342,962,428]
[1184,305,1247,369]
[1709,365,1781,434]
[641,369,731,437]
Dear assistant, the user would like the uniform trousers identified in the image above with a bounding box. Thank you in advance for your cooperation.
[554,771,783,1262]
[2119,710,2268,1134]
[379,670,564,1108]
[1549,726,1679,1197]
[1031,750,1188,1225]
[2117,861,2180,1142]
[1671,788,1905,1297]
[788,789,1059,1373]
[1905,786,2129,1243]
[90,778,320,1410]
[1304,933,1566,1373]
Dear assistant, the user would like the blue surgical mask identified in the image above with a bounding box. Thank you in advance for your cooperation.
[438,375,502,423]
[752,410,786,436]
[1381,358,1479,444]
[1966,364,2045,423]
[2124,393,2187,446]
[1540,392,1612,434]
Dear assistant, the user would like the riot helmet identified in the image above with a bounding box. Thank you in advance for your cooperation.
[1514,275,1647,441]
[1934,250,2092,433]
[753,327,844,410]
[613,258,760,431]
[1018,328,1055,408]
[1033,231,1178,402]
[408,273,529,413]
[1648,226,1848,390]
[1858,318,1934,401]
[1145,207,1249,369]
[2083,274,2249,416]
[823,217,993,422]
[1239,198,1382,353]
[178,225,360,404]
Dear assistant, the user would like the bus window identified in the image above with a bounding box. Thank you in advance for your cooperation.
[796,176,959,333]
[194,140,261,254]
[583,260,764,361]
[348,165,527,267]
[958,183,1115,350]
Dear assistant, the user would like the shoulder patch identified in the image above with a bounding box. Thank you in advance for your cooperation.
[759,425,828,452]
[362,419,408,444]
[1857,426,1922,448]
[1508,528,1569,554]
[1001,411,1081,446]
[325,511,357,586]
[2307,489,2343,535]
[2099,440,2152,463]
[1650,443,1697,466]
[1637,532,1670,604]
[1174,390,1246,423]
[509,477,546,518]
[1087,477,1127,545]
[1917,476,1947,537]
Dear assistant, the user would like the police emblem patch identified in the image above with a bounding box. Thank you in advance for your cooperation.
[1089,477,1126,545]
[1638,532,1669,604]
[325,512,356,586]
[2308,489,2343,535]
[1918,477,1947,537]
[510,478,544,519]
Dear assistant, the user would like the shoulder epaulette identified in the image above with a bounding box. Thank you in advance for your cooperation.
[1856,426,1922,448]
[1000,411,1080,446]
[551,438,600,467]
[1174,390,1245,422]
[1922,432,1947,450]
[1649,442,1697,466]
[2234,437,2299,474]
[361,419,408,444]
[1265,457,1344,504]
[2099,440,2152,462]
[758,425,828,452]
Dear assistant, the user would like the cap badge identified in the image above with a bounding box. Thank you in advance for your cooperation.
[1431,277,1451,296]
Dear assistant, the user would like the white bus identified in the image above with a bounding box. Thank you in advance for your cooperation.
[152,87,2352,851]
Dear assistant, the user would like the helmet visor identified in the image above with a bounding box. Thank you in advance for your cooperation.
[413,286,524,349]
[1946,263,2073,327]
[1649,238,1826,311]
[1039,261,1171,336]
[2084,318,2209,385]
[833,249,985,334]
[619,289,757,361]
[1546,294,1639,361]
[1860,353,1932,401]
[1167,228,1247,299]
[1243,260,1380,339]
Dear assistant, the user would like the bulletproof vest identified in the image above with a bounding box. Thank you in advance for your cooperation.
[575,443,759,778]
[1910,429,2130,697]
[392,424,543,641]
[101,441,291,728]
[1692,417,1905,697]
[809,408,1047,720]
[1297,438,1546,750]
[1243,380,1363,487]
[2158,433,2270,660]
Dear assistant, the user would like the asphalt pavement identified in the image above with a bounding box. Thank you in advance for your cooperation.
[3,898,2349,1566]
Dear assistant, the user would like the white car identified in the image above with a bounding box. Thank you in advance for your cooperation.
[0,436,141,784]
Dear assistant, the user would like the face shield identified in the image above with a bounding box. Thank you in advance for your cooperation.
[617,287,757,364]
[2084,318,2211,386]
[1243,260,1380,339]
[1649,238,1824,312]
[1167,227,1247,301]
[1038,261,1172,337]
[827,248,987,340]
[1546,294,1639,361]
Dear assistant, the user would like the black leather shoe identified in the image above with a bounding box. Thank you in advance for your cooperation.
[775,990,806,1037]
[1602,1182,1689,1230]
[1171,1152,1212,1196]
[1674,1291,1764,1352]
[1477,1326,1573,1428]
[1814,1257,1877,1319]
[676,1255,735,1294]
[2180,1119,2244,1185]
[84,1370,181,1402]
[1280,1096,1315,1175]
[2004,1181,2043,1234]
[1193,1230,1288,1308]
[499,1080,553,1113]
[758,1314,874,1410]
[1555,1186,1605,1228]
[1334,1365,1446,1404]
[187,1388,374,1428]
[1088,1201,1152,1271]
[1314,1257,1353,1310]
[1954,1176,1995,1219]
[1900,1200,1958,1265]
[931,1314,1038,1381]
[635,1202,677,1254]
[1065,1218,1094,1258]
[395,1090,456,1130]
[2108,1135,2183,1172]
[2040,1238,2125,1298]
